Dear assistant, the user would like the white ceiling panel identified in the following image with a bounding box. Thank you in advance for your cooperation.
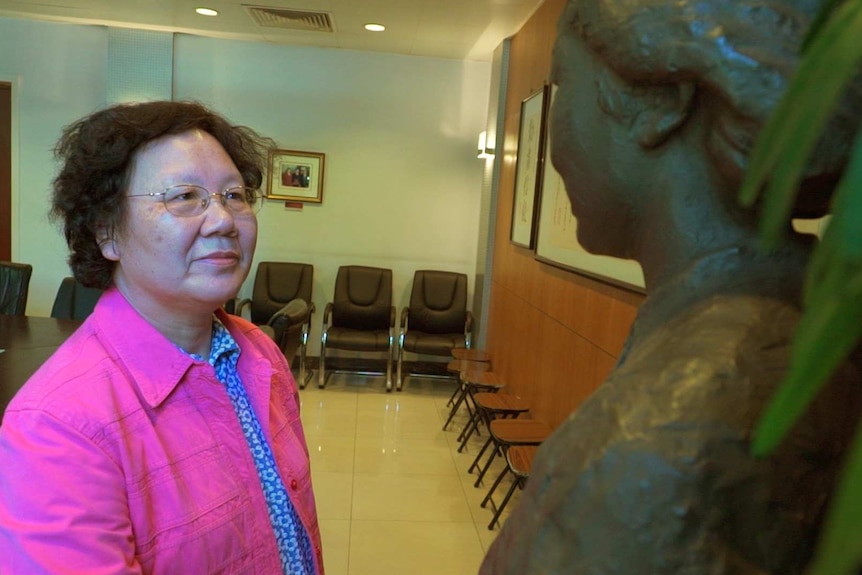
[0,0,543,61]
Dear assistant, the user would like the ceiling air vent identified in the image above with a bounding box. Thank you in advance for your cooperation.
[244,6,335,32]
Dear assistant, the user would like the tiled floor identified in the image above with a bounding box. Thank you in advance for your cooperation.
[299,371,521,575]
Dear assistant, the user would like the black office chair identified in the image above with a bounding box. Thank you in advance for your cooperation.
[396,270,472,391]
[0,261,33,316]
[319,265,395,391]
[50,277,104,320]
[234,262,315,387]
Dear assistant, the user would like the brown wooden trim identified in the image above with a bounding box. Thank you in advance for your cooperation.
[0,82,10,261]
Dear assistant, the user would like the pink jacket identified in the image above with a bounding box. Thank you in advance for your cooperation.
[0,287,323,574]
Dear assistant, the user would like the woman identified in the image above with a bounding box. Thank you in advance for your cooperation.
[480,0,862,572]
[0,101,323,574]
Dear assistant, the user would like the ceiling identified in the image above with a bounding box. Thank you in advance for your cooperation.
[0,0,545,62]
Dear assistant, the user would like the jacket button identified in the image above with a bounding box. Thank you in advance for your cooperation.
[290,479,299,490]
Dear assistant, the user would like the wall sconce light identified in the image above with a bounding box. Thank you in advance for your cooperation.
[477,131,495,159]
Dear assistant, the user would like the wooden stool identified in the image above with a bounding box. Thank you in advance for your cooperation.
[452,348,492,363]
[443,370,504,431]
[446,358,490,374]
[482,445,537,529]
[471,418,551,487]
[444,358,492,407]
[458,392,530,452]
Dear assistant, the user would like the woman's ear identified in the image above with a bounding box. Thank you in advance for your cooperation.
[96,225,121,261]
[632,82,696,149]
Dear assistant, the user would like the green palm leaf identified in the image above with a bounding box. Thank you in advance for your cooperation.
[738,0,862,573]
[803,0,850,49]
[752,130,862,457]
[807,422,862,575]
[751,266,862,456]
[753,121,862,455]
[738,0,862,248]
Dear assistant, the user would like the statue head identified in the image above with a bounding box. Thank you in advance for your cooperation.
[550,0,861,257]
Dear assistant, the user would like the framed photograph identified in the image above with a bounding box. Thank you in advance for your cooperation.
[510,85,549,249]
[534,85,645,292]
[266,149,325,203]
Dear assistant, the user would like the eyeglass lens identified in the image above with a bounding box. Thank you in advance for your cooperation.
[164,185,261,217]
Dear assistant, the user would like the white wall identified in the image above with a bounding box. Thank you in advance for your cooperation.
[1,18,491,356]
[0,17,107,317]
[174,36,490,355]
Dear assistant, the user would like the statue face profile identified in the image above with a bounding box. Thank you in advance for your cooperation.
[548,0,860,269]
[550,34,646,259]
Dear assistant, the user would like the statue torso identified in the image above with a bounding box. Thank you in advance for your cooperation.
[480,294,860,575]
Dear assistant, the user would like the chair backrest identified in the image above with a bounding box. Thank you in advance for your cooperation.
[50,277,104,320]
[250,262,314,325]
[332,265,392,330]
[408,270,468,333]
[0,261,33,316]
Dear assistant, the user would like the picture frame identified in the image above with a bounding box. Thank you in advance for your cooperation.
[510,85,549,249]
[266,149,325,203]
[534,85,645,292]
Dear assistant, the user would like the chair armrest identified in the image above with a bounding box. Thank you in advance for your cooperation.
[234,298,252,318]
[400,307,410,330]
[266,299,310,328]
[322,302,333,331]
[389,306,396,329]
[304,301,316,327]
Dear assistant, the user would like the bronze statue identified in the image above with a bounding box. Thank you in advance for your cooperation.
[479,0,862,572]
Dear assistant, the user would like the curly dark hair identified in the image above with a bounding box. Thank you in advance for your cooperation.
[560,0,862,218]
[51,100,275,288]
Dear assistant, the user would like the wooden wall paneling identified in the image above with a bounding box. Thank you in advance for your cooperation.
[487,281,618,428]
[536,312,615,427]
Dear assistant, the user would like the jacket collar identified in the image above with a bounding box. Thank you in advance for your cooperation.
[88,287,268,408]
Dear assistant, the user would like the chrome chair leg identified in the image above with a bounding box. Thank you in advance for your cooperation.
[385,332,393,392]
[395,329,405,391]
[318,333,328,389]
[298,323,310,389]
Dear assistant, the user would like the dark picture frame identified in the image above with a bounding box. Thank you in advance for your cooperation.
[266,149,325,203]
[510,85,549,249]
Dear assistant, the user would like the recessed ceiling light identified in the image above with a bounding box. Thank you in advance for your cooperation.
[364,23,385,32]
[195,7,219,16]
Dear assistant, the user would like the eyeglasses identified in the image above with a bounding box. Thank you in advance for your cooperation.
[127,184,263,217]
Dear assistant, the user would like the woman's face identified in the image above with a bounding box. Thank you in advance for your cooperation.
[549,31,642,258]
[103,129,257,318]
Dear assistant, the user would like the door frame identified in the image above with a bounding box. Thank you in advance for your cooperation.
[0,81,11,261]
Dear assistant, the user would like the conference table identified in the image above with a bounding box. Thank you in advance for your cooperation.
[0,314,82,418]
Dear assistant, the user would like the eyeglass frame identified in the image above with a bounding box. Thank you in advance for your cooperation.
[127,184,264,217]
